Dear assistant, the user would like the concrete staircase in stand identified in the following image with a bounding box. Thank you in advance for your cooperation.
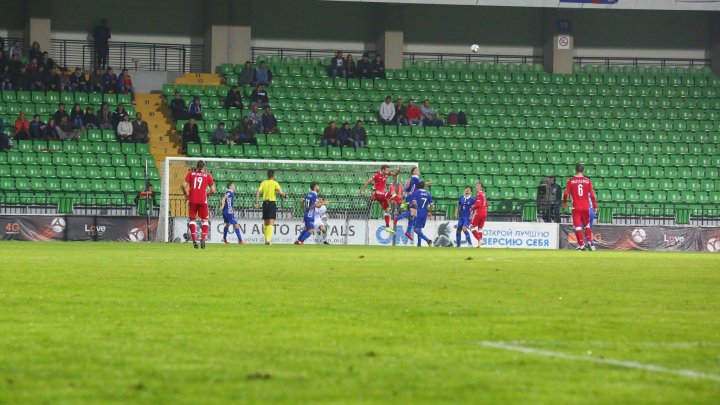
[135,93,181,177]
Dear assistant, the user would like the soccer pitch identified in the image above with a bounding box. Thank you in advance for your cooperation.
[1,243,718,404]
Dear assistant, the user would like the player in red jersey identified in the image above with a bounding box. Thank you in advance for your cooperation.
[470,182,488,248]
[563,163,598,251]
[360,164,401,233]
[181,160,216,249]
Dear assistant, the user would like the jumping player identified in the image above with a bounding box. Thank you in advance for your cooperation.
[454,187,475,247]
[219,182,245,244]
[409,181,433,247]
[181,160,216,249]
[470,182,488,248]
[360,164,401,234]
[563,163,598,251]
[295,182,329,245]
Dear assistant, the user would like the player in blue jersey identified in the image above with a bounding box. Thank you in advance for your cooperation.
[295,182,328,245]
[454,187,475,247]
[409,181,433,247]
[588,192,595,244]
[219,182,245,244]
[399,167,431,240]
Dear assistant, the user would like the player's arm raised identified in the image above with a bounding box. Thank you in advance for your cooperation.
[360,177,373,196]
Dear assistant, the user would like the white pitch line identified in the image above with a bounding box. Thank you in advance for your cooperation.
[477,341,720,382]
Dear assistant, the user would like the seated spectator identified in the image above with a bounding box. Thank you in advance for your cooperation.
[322,121,339,147]
[188,96,203,120]
[224,85,244,111]
[330,51,345,79]
[56,116,81,140]
[379,96,395,125]
[406,99,423,126]
[262,106,279,134]
[421,99,443,127]
[238,61,254,86]
[47,68,60,92]
[212,121,230,145]
[29,115,50,140]
[357,53,372,79]
[344,54,357,78]
[45,118,58,140]
[338,122,356,147]
[0,65,13,90]
[26,58,38,73]
[102,67,117,93]
[247,104,263,133]
[96,102,113,130]
[351,120,367,148]
[254,61,273,86]
[117,69,134,99]
[181,117,200,153]
[28,41,42,62]
[0,50,9,70]
[38,52,56,71]
[58,68,72,92]
[116,114,133,142]
[9,41,22,59]
[14,112,30,141]
[169,92,187,122]
[371,55,386,79]
[249,84,269,108]
[14,67,30,91]
[53,103,69,124]
[394,98,407,126]
[29,66,48,91]
[132,112,149,143]
[70,67,87,92]
[83,107,98,129]
[70,104,84,128]
[10,54,23,76]
[113,104,129,128]
[89,68,104,93]
[134,184,157,207]
[234,117,257,145]
[0,117,11,151]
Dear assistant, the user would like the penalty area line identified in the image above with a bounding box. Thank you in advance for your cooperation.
[477,341,720,382]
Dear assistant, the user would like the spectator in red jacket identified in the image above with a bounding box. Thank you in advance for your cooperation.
[406,99,423,126]
[14,112,30,140]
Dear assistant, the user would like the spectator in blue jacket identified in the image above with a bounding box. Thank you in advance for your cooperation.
[338,122,356,147]
[262,107,279,134]
[371,55,385,79]
[102,67,117,93]
[188,96,203,120]
[357,53,372,79]
[254,61,273,87]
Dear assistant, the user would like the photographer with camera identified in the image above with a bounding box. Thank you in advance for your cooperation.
[537,176,562,223]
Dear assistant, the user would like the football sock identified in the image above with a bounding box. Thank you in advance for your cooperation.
[472,230,482,241]
[585,227,593,244]
[415,229,431,244]
[464,230,473,245]
[189,223,197,242]
[383,213,390,227]
[322,232,327,242]
[201,224,209,241]
[235,228,243,241]
[223,226,229,240]
[264,225,273,243]
[407,217,415,234]
[298,230,311,242]
[393,217,398,227]
[456,231,462,247]
[575,230,585,247]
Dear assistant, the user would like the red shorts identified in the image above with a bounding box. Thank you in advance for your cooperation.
[188,202,209,221]
[471,212,487,229]
[372,190,390,210]
[572,209,590,229]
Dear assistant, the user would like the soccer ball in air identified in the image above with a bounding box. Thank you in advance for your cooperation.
[470,44,480,53]
[631,228,647,243]
[706,237,720,253]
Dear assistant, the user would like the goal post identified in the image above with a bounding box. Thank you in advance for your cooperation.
[158,157,419,244]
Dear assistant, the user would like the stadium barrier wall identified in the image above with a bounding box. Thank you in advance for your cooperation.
[559,224,720,253]
[0,215,157,242]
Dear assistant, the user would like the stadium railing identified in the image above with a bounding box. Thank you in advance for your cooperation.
[0,191,159,217]
[573,56,711,69]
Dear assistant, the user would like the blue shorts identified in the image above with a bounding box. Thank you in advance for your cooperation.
[304,216,315,230]
[222,213,238,225]
[414,215,428,230]
[456,217,470,229]
[589,208,595,227]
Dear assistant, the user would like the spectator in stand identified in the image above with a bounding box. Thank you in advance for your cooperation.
[169,92,187,122]
[351,120,367,148]
[212,121,230,145]
[29,115,48,140]
[70,67,87,92]
[58,69,72,92]
[322,121,339,146]
[117,69,134,99]
[10,54,23,76]
[116,113,133,142]
[254,60,273,86]
[234,117,257,145]
[102,67,117,93]
[249,84,269,108]
[224,85,244,111]
[28,41,42,61]
[330,51,345,78]
[29,66,47,91]
[338,122,356,147]
[181,117,200,153]
[26,58,38,73]
[238,61,254,86]
[344,54,356,78]
[247,104,263,133]
[0,65,13,90]
[9,41,22,59]
[132,112,149,143]
[14,112,30,141]
[0,50,9,71]
[357,53,372,79]
[96,102,113,130]
[70,104,84,128]
[379,96,395,125]
[53,103,69,124]
[46,118,58,140]
[371,55,386,79]
[0,117,11,151]
[47,68,60,92]
[406,99,423,126]
[38,52,56,72]
[14,66,30,91]
[393,98,407,126]
[113,104,129,128]
[93,18,111,69]
[188,96,203,120]
[420,99,443,127]
[262,106,279,134]
[56,116,81,140]
[83,106,98,129]
[89,68,104,92]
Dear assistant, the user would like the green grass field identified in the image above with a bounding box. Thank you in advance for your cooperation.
[1,243,718,404]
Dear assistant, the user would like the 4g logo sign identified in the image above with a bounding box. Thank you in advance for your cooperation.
[5,222,21,235]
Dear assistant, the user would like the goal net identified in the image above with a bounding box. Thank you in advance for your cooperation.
[157,157,418,244]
